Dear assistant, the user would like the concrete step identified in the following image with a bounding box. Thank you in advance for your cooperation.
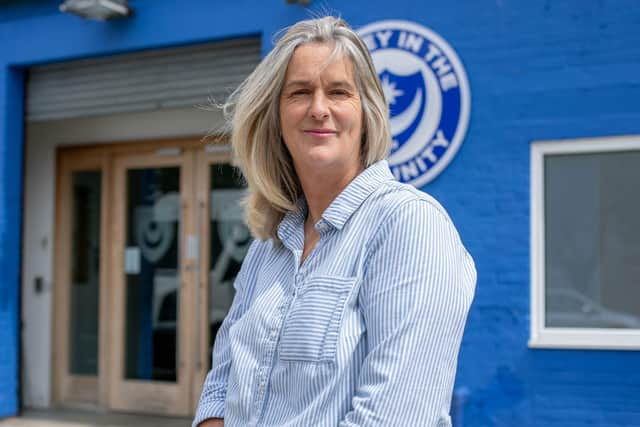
[0,409,190,427]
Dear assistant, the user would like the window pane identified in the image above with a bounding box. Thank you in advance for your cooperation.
[544,151,640,329]
[208,164,251,368]
[124,167,180,382]
[69,170,101,375]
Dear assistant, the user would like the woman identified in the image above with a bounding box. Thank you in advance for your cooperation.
[195,17,476,427]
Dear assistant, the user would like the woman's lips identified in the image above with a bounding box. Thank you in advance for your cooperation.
[304,129,337,136]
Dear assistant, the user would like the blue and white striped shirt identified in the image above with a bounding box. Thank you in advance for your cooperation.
[194,160,476,427]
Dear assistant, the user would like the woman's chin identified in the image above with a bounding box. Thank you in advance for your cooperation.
[301,155,343,171]
[297,149,340,168]
[292,147,360,175]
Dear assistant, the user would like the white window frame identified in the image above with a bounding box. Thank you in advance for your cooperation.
[529,135,640,350]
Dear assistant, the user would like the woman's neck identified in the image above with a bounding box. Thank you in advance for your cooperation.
[297,163,363,226]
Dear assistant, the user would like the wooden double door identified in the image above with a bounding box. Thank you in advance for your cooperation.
[53,138,251,416]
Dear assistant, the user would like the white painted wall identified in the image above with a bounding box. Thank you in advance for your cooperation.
[21,107,225,408]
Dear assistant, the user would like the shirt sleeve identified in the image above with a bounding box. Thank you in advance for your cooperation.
[339,199,476,427]
[192,240,261,427]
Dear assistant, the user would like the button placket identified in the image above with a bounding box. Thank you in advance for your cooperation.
[250,295,292,422]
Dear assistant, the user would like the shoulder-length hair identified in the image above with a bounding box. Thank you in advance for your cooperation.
[225,16,391,241]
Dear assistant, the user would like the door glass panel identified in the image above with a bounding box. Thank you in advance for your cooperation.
[208,164,251,366]
[124,167,180,382]
[69,170,101,375]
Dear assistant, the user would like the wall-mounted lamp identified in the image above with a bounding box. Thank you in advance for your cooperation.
[60,0,132,20]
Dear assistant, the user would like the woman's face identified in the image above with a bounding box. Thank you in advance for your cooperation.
[279,42,363,178]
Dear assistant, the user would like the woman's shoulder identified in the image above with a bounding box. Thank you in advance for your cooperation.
[364,181,473,265]
[236,238,273,274]
[367,179,453,227]
[243,237,278,262]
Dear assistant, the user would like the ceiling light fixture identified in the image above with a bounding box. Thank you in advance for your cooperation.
[60,0,132,20]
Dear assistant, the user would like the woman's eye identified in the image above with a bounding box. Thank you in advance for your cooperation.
[330,90,348,96]
[291,90,310,96]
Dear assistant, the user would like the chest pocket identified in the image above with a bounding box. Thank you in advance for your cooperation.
[279,275,356,363]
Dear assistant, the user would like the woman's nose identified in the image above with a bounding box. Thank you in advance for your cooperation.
[309,92,330,120]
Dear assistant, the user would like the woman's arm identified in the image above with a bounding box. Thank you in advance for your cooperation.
[340,199,476,426]
[192,286,243,426]
[192,240,261,427]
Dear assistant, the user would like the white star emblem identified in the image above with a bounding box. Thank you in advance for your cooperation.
[381,75,404,105]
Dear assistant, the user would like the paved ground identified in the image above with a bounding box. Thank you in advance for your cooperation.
[0,409,190,427]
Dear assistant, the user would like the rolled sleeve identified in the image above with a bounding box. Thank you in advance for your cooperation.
[340,199,476,426]
[193,379,225,425]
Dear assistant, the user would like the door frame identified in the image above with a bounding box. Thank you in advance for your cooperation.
[109,148,195,415]
[52,147,112,407]
[193,145,235,405]
[52,137,231,415]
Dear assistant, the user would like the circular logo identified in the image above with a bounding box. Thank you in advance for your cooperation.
[358,20,471,187]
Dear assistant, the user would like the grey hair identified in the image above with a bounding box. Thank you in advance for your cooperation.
[225,16,391,241]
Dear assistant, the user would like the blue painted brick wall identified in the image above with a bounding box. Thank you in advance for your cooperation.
[0,66,23,418]
[1,0,639,425]
[429,2,640,426]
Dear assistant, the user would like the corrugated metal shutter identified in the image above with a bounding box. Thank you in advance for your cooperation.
[26,37,261,122]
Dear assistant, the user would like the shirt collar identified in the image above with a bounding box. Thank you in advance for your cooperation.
[277,197,307,246]
[321,159,394,230]
[277,160,394,244]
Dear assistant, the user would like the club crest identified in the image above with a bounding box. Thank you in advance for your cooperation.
[358,20,471,186]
